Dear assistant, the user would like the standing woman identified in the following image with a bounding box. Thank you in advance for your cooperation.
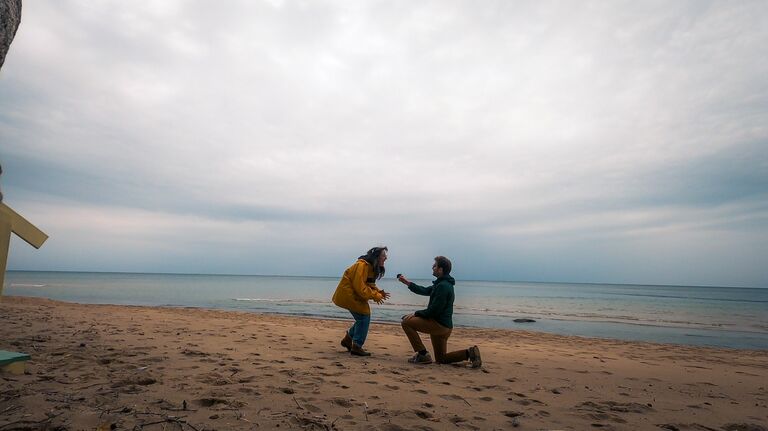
[332,246,391,356]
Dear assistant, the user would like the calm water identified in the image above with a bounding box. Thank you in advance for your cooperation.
[4,271,767,350]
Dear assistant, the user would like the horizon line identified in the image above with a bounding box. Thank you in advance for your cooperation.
[6,269,765,290]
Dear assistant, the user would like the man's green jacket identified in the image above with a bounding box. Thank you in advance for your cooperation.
[408,275,455,328]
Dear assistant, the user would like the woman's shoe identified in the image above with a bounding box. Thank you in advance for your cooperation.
[350,343,371,356]
[341,333,352,352]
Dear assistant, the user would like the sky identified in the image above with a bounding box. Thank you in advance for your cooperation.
[1,1,767,287]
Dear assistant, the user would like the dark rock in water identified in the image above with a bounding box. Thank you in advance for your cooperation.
[0,0,22,70]
[513,318,536,323]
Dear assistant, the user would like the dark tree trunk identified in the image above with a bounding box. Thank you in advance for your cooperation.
[0,0,22,70]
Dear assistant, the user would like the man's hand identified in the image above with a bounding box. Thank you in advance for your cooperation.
[397,274,410,285]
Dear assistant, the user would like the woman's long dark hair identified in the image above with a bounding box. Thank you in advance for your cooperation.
[359,246,387,280]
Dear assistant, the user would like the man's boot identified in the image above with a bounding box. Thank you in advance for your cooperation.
[340,333,352,352]
[468,345,482,368]
[350,342,371,357]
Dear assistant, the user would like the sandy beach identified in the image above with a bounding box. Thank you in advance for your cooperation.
[1,296,766,431]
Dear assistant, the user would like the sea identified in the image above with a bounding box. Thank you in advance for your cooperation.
[3,271,767,350]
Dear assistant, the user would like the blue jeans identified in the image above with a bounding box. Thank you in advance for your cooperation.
[347,311,371,347]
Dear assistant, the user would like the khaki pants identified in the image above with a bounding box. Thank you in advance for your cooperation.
[401,315,469,364]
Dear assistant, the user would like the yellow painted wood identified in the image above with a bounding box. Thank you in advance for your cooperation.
[0,202,48,300]
[0,202,48,248]
[0,361,26,375]
[0,219,10,299]
[0,351,31,375]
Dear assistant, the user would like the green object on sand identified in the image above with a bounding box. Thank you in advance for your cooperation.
[0,350,30,366]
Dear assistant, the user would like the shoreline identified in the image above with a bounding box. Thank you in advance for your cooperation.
[2,295,767,430]
[6,271,767,351]
[9,295,764,352]
[5,291,768,351]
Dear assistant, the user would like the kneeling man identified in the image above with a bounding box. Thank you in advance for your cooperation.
[398,256,481,368]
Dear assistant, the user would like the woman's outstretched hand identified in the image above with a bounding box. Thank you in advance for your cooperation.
[374,290,390,305]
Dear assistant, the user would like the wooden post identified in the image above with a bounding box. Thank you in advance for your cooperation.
[0,218,10,299]
[0,202,48,300]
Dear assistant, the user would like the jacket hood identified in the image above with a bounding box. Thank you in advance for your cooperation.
[434,275,455,285]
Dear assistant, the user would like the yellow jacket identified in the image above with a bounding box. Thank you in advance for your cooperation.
[332,259,384,315]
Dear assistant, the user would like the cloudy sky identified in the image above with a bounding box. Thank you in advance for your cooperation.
[1,1,766,287]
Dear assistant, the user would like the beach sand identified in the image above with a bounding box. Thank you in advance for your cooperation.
[1,296,766,431]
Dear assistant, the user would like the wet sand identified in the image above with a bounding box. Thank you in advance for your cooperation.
[1,296,766,430]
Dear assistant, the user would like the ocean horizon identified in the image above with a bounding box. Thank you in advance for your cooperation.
[4,270,767,350]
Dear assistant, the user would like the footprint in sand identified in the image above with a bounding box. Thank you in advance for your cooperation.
[449,416,474,427]
[385,384,400,390]
[331,397,353,407]
[576,400,652,424]
[181,348,209,357]
[512,398,545,406]
[194,397,229,408]
[439,394,465,401]
[413,409,433,419]
[415,389,428,394]
[197,372,232,386]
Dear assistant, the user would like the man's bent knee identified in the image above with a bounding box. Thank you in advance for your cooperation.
[401,314,415,327]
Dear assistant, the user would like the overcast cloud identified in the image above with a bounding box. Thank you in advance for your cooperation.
[1,0,767,287]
